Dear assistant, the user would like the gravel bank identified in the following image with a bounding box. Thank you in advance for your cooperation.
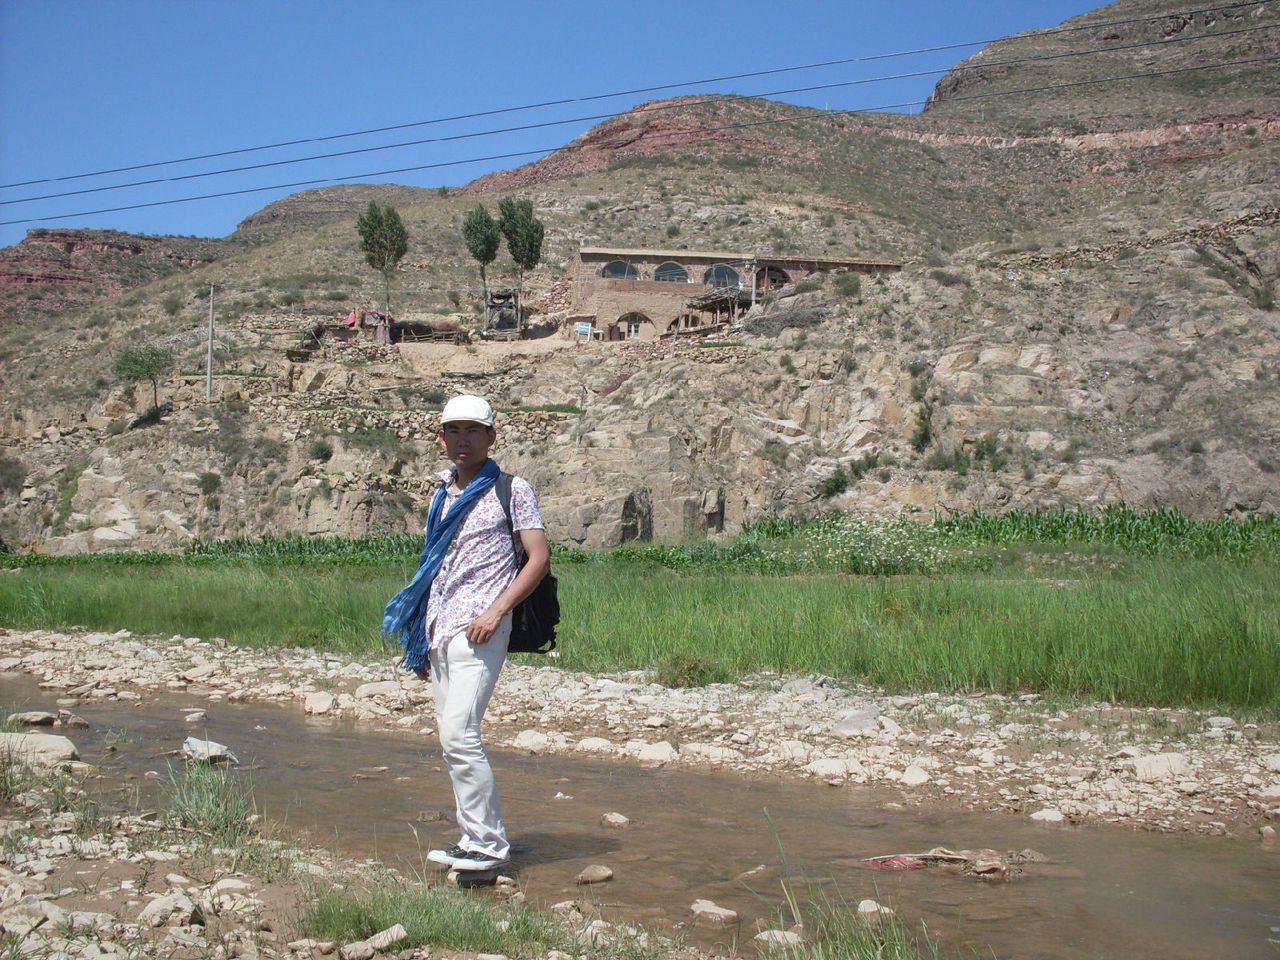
[5,627,1279,840]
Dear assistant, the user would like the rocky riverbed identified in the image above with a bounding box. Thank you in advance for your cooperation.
[2,626,1279,959]
[5,627,1280,837]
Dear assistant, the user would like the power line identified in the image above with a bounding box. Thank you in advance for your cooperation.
[4,52,1275,231]
[3,19,1275,209]
[0,0,1268,192]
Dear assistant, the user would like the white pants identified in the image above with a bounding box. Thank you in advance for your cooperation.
[428,617,510,860]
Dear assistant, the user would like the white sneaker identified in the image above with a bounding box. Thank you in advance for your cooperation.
[427,844,466,867]
[449,849,507,871]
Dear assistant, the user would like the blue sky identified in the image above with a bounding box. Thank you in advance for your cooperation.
[0,0,1102,249]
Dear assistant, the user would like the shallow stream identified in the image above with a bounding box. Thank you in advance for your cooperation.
[5,675,1278,959]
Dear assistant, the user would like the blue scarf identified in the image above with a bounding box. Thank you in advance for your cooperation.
[381,458,500,671]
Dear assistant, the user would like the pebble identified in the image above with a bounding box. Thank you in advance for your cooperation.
[691,899,739,925]
[754,930,803,947]
[857,898,894,919]
[576,864,614,884]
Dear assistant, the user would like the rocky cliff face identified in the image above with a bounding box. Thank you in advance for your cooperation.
[3,218,1276,555]
[0,229,224,291]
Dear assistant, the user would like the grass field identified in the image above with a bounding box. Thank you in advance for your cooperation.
[2,509,1277,711]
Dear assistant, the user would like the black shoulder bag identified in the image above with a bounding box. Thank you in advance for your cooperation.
[495,472,559,655]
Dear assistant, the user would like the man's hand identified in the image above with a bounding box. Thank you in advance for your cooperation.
[466,607,505,645]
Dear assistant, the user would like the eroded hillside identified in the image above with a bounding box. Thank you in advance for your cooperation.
[0,0,1277,553]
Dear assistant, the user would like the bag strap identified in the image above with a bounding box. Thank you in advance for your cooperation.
[495,471,513,528]
[494,472,524,561]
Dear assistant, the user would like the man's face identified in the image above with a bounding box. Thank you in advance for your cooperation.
[439,419,495,469]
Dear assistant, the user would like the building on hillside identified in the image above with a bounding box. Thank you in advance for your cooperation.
[567,246,901,341]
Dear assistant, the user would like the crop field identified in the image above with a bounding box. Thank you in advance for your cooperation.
[2,509,1277,711]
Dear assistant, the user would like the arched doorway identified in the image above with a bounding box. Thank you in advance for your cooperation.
[755,266,790,291]
[618,312,655,340]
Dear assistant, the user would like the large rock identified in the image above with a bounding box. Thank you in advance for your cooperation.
[305,691,336,714]
[137,890,203,927]
[354,680,401,699]
[1132,753,1189,782]
[0,733,79,769]
[636,740,678,763]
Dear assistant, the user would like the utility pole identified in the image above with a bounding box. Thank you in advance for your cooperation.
[205,283,216,401]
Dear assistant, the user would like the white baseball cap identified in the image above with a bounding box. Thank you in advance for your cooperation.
[440,394,494,426]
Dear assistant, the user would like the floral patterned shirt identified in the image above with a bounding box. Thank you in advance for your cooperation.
[424,466,544,651]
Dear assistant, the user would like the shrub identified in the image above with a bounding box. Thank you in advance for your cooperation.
[309,439,334,462]
[656,652,732,688]
[972,433,1007,470]
[820,466,849,498]
[0,457,26,494]
[928,268,964,287]
[130,406,165,429]
[925,449,969,474]
[793,278,822,294]
[848,451,884,480]
[345,427,407,459]
[761,440,789,466]
[198,472,222,495]
[909,404,933,452]
[161,292,184,316]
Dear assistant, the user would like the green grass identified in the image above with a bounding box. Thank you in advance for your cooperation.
[304,879,560,954]
[162,762,256,844]
[159,761,297,878]
[1,510,1277,710]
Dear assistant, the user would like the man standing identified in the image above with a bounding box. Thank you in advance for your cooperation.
[382,394,550,871]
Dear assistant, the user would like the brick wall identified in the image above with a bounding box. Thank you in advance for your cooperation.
[569,249,901,341]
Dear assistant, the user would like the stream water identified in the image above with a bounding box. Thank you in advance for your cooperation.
[5,675,1278,959]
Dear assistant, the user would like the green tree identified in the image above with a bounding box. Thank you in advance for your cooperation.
[497,197,544,328]
[355,201,408,314]
[461,203,502,311]
[113,344,174,412]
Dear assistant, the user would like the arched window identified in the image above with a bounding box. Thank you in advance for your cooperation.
[602,260,639,280]
[654,261,689,283]
[703,264,740,290]
[618,312,651,339]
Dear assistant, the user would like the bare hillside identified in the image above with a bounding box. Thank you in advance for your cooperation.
[1,0,1277,553]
